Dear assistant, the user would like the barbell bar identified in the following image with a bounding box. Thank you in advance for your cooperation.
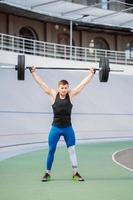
[0,55,124,82]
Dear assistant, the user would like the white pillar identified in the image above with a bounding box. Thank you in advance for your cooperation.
[70,20,73,59]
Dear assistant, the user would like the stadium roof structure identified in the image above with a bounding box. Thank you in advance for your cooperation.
[0,0,133,32]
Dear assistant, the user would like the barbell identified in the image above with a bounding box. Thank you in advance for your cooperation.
[0,55,124,82]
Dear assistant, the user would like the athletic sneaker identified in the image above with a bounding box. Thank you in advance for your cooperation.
[41,173,51,182]
[72,172,84,181]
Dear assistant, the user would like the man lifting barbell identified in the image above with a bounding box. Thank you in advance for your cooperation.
[0,55,124,181]
[29,65,95,182]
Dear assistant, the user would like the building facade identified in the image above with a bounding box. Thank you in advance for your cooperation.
[0,0,133,53]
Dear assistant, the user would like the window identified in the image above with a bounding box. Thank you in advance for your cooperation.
[57,33,75,58]
[125,0,133,12]
[100,0,109,9]
[57,33,75,46]
[125,41,133,59]
[19,26,38,40]
[19,26,38,54]
[125,0,133,5]
[94,37,110,50]
[72,0,99,6]
[87,0,99,6]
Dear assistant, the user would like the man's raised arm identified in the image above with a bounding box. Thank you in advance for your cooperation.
[29,66,55,97]
[69,68,95,98]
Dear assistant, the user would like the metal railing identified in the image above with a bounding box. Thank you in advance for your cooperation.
[0,33,133,65]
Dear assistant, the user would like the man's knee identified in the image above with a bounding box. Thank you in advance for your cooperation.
[68,145,76,154]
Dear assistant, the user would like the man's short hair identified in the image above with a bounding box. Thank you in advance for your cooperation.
[58,80,69,86]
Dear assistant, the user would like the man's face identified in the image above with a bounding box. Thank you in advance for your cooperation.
[58,84,69,96]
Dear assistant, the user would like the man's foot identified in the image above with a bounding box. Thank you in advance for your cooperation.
[41,173,51,182]
[72,172,84,181]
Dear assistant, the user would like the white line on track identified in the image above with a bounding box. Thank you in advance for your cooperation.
[112,147,133,172]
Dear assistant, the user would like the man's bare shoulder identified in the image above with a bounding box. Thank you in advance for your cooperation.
[51,88,57,97]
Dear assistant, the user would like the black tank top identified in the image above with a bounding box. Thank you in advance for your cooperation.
[52,93,73,128]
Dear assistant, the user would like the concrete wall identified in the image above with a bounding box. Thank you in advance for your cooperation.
[0,51,133,147]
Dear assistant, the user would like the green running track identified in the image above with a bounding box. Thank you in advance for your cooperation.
[0,140,133,200]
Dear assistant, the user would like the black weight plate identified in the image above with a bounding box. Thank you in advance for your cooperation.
[99,57,105,82]
[99,57,110,82]
[104,57,110,82]
[18,55,25,80]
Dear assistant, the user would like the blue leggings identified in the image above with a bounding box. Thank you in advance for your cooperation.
[46,125,75,171]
